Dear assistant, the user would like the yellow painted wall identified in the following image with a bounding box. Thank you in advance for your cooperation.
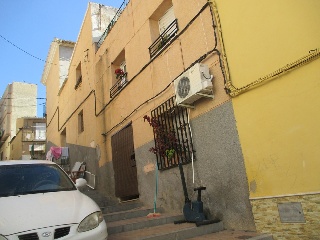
[215,0,320,198]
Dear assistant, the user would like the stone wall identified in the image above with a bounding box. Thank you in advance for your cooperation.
[251,193,320,239]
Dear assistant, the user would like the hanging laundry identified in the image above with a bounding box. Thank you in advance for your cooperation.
[50,147,62,159]
[46,150,53,161]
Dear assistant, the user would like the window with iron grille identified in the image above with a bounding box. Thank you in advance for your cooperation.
[75,62,82,89]
[150,96,195,170]
[78,110,84,133]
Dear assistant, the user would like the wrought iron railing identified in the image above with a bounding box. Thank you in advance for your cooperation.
[74,76,82,89]
[110,73,128,98]
[151,96,195,170]
[149,19,179,59]
[97,0,130,48]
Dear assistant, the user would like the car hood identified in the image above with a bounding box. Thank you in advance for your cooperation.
[0,190,100,235]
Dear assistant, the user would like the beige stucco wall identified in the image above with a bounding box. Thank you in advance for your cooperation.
[95,0,230,156]
[43,0,256,231]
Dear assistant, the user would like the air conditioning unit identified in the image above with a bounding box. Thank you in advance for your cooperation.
[174,63,214,108]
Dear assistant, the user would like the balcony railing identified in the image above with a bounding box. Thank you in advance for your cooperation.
[97,0,130,48]
[74,76,82,89]
[149,19,179,58]
[110,73,128,98]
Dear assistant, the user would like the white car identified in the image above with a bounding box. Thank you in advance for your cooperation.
[0,160,108,240]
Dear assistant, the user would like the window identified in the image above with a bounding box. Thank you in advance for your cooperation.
[110,50,128,98]
[34,123,46,140]
[149,4,178,58]
[75,62,82,89]
[150,97,195,170]
[159,6,175,34]
[78,110,84,133]
[60,128,66,147]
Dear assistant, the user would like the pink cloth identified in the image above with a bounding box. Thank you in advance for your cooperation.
[50,147,62,159]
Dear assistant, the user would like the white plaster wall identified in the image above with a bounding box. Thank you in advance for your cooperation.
[90,2,118,42]
[59,45,74,87]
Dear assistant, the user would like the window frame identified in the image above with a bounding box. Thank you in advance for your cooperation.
[75,62,82,90]
[78,110,84,133]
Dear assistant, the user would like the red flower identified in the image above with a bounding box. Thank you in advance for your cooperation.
[115,68,124,75]
[115,68,125,79]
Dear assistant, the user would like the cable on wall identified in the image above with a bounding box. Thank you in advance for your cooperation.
[210,0,320,97]
[46,2,228,140]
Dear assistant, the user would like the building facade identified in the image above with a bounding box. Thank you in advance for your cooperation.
[10,117,46,160]
[0,82,37,160]
[214,0,320,239]
[41,0,320,238]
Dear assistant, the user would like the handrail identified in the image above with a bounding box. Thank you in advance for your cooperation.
[110,73,128,98]
[97,0,130,48]
[149,19,179,58]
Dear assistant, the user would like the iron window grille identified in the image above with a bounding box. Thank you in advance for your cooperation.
[149,19,179,59]
[151,96,195,170]
[74,75,82,89]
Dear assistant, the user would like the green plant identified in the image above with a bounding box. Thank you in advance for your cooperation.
[165,149,175,160]
[143,115,178,158]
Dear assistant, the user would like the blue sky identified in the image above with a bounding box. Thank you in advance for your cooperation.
[0,0,123,117]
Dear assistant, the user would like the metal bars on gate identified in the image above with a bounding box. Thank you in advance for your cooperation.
[151,96,195,170]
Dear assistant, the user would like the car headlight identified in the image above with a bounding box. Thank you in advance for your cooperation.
[78,211,104,232]
[0,235,8,240]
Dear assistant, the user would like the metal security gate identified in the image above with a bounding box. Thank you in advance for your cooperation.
[111,123,139,200]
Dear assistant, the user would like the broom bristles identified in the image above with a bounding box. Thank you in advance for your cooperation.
[146,212,161,218]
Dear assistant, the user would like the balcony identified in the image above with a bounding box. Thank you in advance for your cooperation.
[74,75,82,89]
[149,19,179,59]
[110,73,128,98]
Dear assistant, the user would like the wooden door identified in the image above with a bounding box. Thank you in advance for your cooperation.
[111,123,139,200]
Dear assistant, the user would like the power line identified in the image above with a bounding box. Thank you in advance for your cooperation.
[1,98,46,100]
[0,34,46,63]
[0,33,77,68]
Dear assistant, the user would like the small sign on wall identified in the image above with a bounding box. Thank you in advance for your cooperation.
[278,202,305,223]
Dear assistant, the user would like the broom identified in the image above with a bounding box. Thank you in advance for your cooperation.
[147,163,161,218]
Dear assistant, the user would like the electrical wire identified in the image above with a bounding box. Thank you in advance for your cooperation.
[0,33,73,67]
[46,2,222,137]
[0,34,47,63]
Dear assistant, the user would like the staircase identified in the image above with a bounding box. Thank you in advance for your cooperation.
[81,188,273,240]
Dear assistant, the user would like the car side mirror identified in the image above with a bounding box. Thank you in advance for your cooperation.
[75,178,87,188]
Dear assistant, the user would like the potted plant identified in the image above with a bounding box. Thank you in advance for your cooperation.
[143,115,178,167]
[115,68,126,79]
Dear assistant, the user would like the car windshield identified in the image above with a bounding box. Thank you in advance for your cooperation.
[0,163,76,197]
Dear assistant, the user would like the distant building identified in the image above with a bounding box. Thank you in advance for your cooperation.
[10,117,46,160]
[0,82,37,160]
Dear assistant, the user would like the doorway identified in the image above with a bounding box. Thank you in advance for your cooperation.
[111,123,139,201]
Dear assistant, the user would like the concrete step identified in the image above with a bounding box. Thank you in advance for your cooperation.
[105,207,164,222]
[104,200,144,214]
[107,221,224,240]
[107,213,185,235]
[188,230,274,240]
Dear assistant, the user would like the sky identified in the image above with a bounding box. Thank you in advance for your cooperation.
[0,0,123,117]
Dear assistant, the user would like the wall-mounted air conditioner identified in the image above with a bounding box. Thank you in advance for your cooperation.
[174,63,214,108]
